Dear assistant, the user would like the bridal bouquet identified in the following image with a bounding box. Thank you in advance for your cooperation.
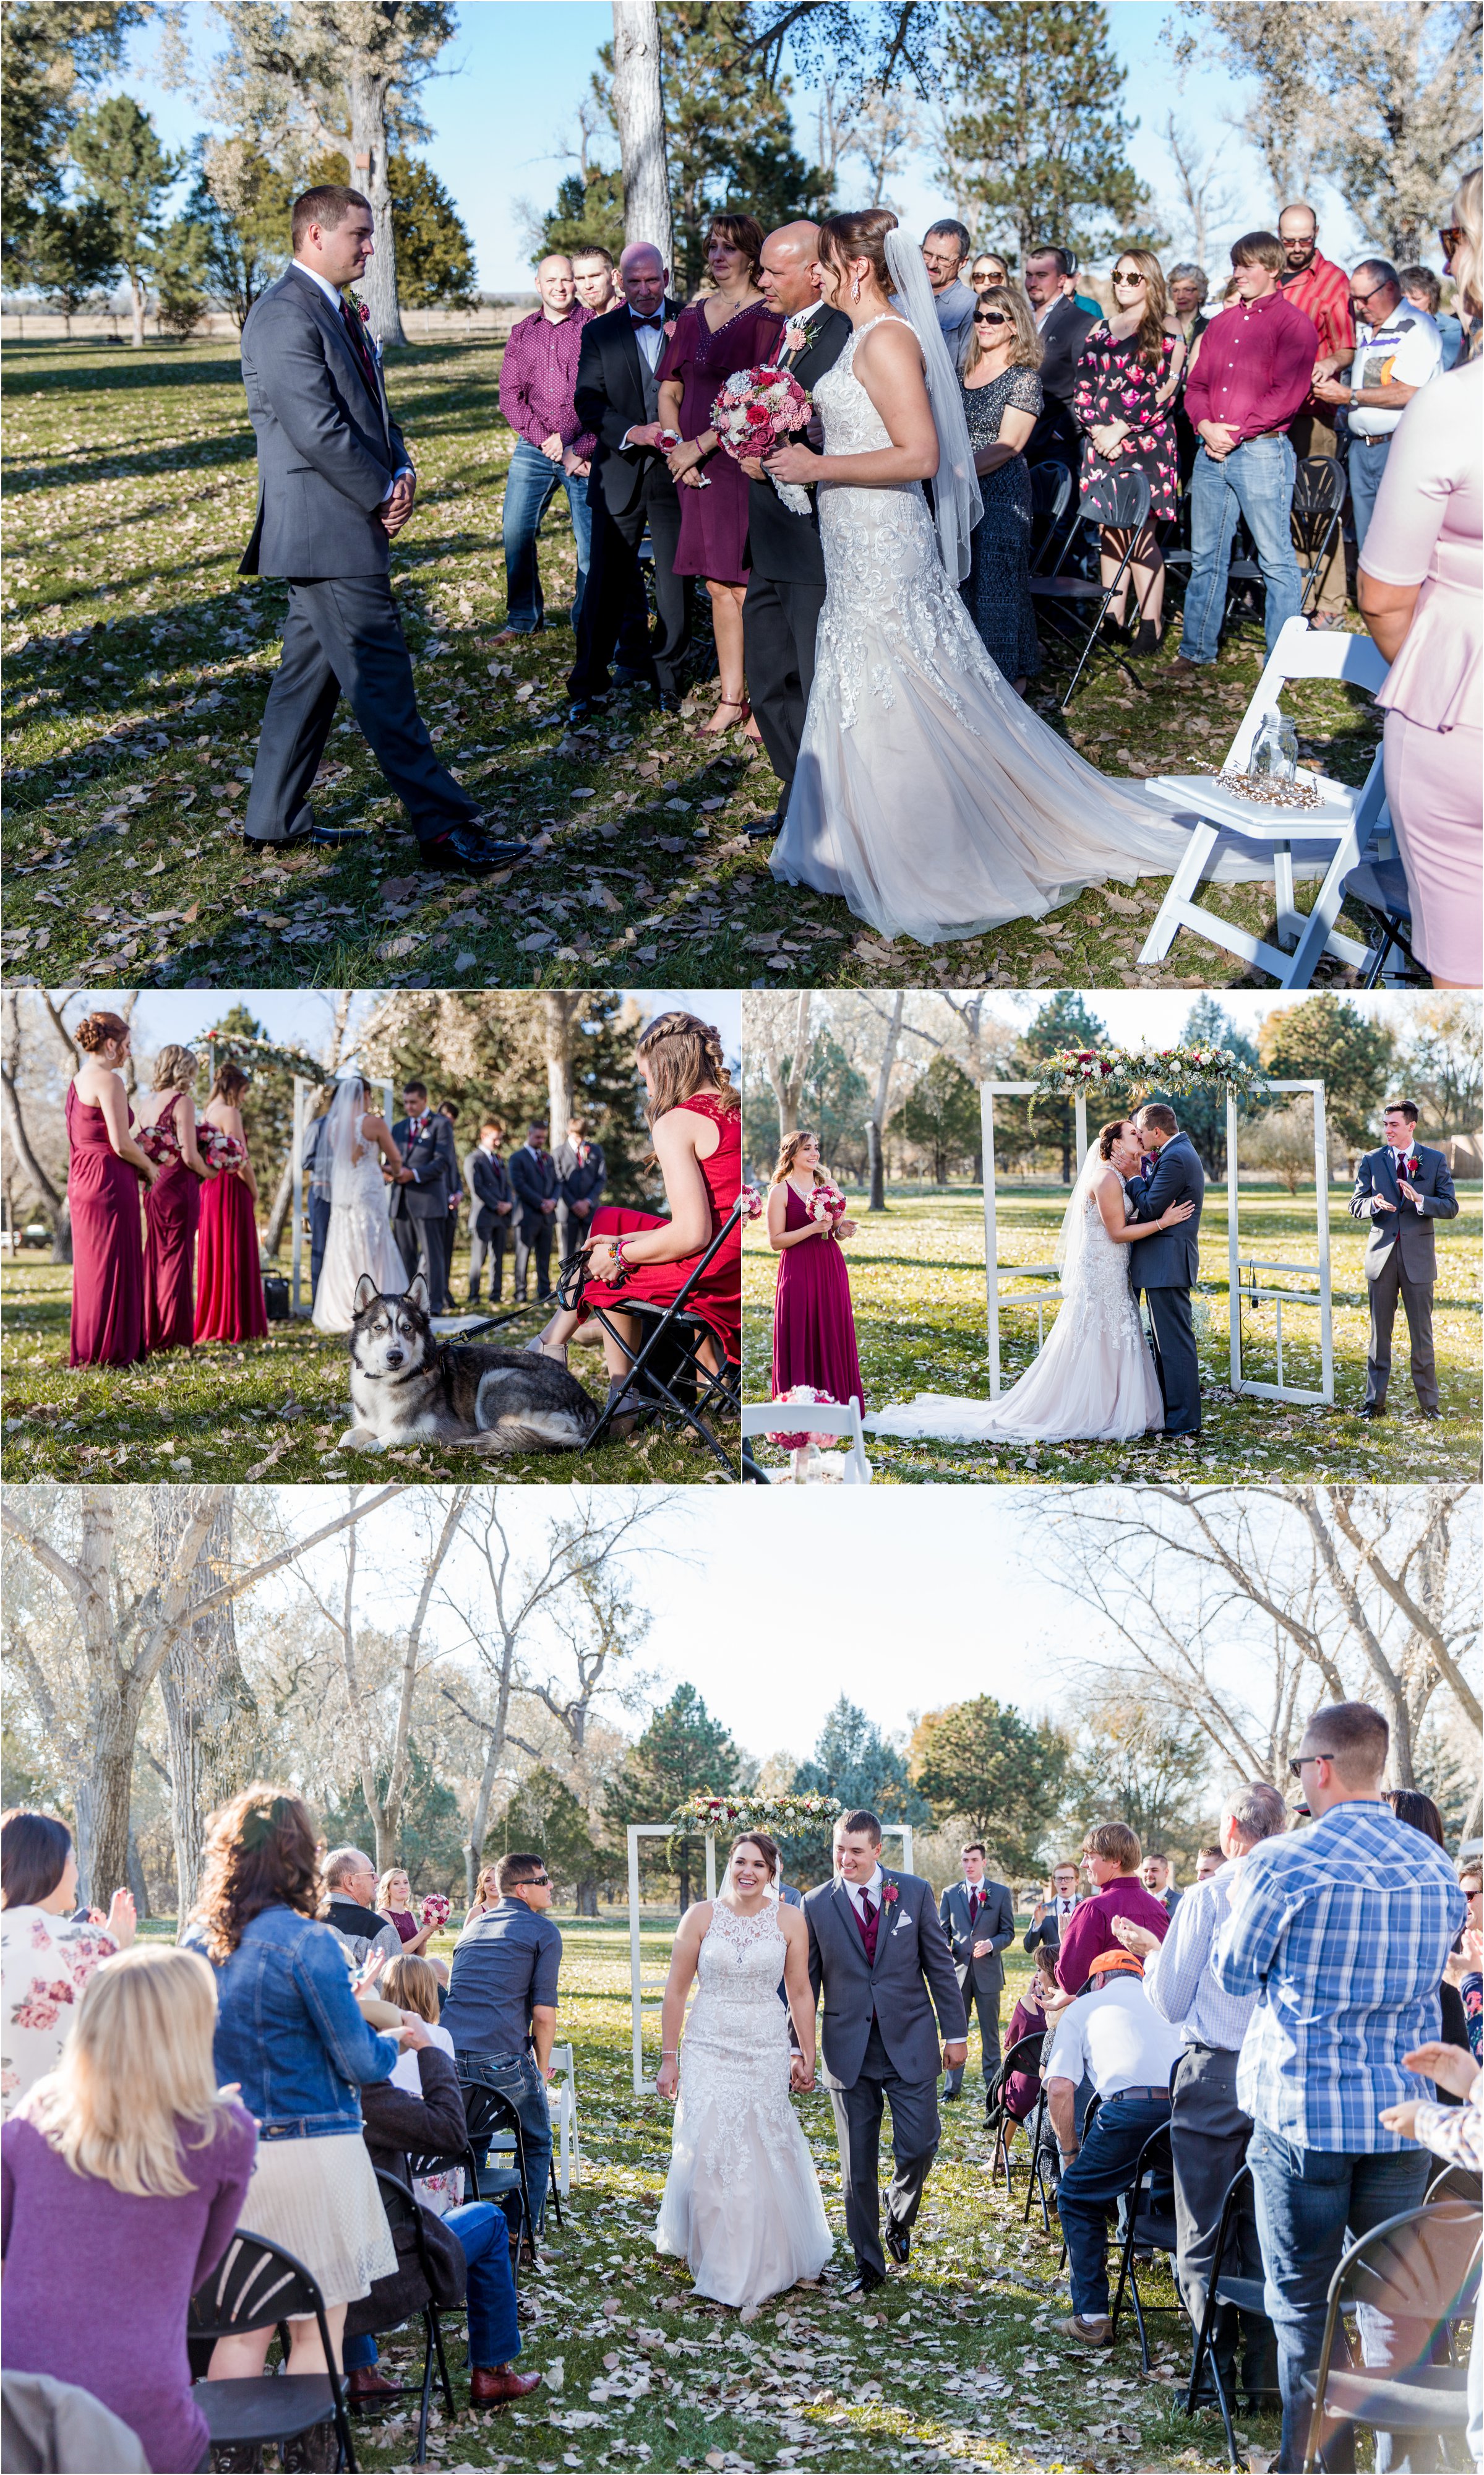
[807,1181,847,1228]
[767,1382,841,1451]
[419,1893,451,1932]
[737,1184,765,1221]
[710,364,813,512]
[196,1122,242,1171]
[137,1117,186,1167]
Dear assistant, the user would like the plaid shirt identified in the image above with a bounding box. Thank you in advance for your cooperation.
[497,301,596,457]
[1212,1801,1466,2152]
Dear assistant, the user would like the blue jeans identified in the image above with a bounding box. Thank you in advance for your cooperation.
[1247,2126,1431,2471]
[1347,436,1392,556]
[501,437,593,634]
[1057,2092,1172,2321]
[342,2199,520,2372]
[1180,435,1303,665]
[455,2048,552,2236]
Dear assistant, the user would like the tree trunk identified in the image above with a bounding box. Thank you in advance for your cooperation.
[865,991,904,1212]
[866,1120,885,1212]
[130,270,145,347]
[0,1059,73,1261]
[611,0,672,270]
[89,1702,140,1909]
[155,1491,255,1926]
[543,994,581,1154]
[126,1826,150,1919]
[349,70,404,348]
[261,1149,296,1260]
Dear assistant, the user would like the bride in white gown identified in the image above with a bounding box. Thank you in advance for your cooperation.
[311,1076,410,1334]
[866,1117,1193,1444]
[654,1833,833,2308]
[766,212,1203,948]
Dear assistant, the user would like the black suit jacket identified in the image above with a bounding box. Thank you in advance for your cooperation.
[508,1145,559,1234]
[390,1114,460,1222]
[573,299,682,519]
[742,303,853,585]
[1036,297,1099,405]
[463,1145,512,1241]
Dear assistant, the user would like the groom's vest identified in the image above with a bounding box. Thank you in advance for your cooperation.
[850,1895,881,1965]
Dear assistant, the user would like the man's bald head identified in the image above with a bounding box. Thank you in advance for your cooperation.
[535,252,575,316]
[758,221,824,317]
[617,241,667,315]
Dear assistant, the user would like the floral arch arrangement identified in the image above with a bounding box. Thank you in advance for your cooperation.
[191,1026,328,1087]
[669,1791,844,1840]
[1032,1041,1269,1101]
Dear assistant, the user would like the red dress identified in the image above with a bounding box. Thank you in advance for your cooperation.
[770,1181,865,1409]
[66,1083,146,1367]
[657,299,783,582]
[582,1095,740,1358]
[140,1094,201,1354]
[193,1142,267,1344]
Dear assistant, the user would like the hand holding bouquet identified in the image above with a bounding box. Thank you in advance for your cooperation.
[419,1893,451,1932]
[807,1181,847,1229]
[711,364,813,512]
[196,1122,242,1171]
[738,1184,765,1221]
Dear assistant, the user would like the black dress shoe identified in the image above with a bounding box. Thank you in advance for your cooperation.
[244,821,372,850]
[657,690,685,714]
[419,825,531,872]
[567,695,608,725]
[841,2268,885,2296]
[1419,1404,1441,1419]
[884,2221,910,2265]
[744,809,782,839]
[1360,1401,1386,1419]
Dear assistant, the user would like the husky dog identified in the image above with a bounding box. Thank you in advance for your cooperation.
[341,1275,600,1455]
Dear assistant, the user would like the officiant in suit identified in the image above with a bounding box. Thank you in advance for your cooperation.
[1350,1098,1458,1418]
[463,1117,513,1306]
[509,1122,559,1304]
[567,243,688,718]
[740,223,852,837]
[388,1080,460,1311]
[938,1843,1016,2103]
[1126,1103,1206,1438]
[238,185,525,873]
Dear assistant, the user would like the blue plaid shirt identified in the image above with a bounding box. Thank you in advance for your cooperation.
[1212,1799,1466,2151]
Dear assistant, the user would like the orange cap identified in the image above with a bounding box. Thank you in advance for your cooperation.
[1087,1948,1144,1979]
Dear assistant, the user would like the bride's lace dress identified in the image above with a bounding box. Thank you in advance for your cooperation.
[865,1182,1164,1442]
[312,1120,406,1334]
[770,316,1197,947]
[654,1901,833,2307]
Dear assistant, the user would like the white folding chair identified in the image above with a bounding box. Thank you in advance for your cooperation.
[547,2042,579,2198]
[740,1396,872,1483]
[1138,618,1391,987]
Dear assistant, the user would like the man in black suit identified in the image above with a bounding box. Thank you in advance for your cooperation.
[388,1079,460,1310]
[299,1105,333,1302]
[1023,246,1097,470]
[555,1116,606,1267]
[938,1843,1016,2103]
[238,184,525,874]
[1126,1103,1206,1438]
[508,1121,559,1303]
[1023,1863,1081,1953]
[1350,1098,1459,1419]
[567,242,688,718]
[739,222,852,835]
[463,1116,513,1306]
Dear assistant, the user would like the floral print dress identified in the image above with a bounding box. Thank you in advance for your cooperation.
[1,1906,118,2116]
[1072,325,1180,523]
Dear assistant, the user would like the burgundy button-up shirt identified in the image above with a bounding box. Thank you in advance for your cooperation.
[1183,286,1320,445]
[498,302,596,458]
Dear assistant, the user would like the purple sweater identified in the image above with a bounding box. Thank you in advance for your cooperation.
[2,2102,257,2473]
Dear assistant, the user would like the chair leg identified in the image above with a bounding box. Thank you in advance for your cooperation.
[431,2306,456,2420]
[1109,2219,1136,2342]
[547,2150,564,2227]
[1059,547,1136,712]
[415,2309,435,2464]
[1137,822,1220,965]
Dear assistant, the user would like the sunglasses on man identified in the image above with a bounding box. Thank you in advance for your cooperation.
[1287,1752,1337,1778]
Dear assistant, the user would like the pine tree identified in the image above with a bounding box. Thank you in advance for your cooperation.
[14,194,119,333]
[69,92,181,345]
[1,0,144,270]
[310,148,474,306]
[789,1695,927,1885]
[602,1684,742,1911]
[909,1697,1068,1877]
[541,166,626,265]
[189,137,294,329]
[1261,994,1397,1153]
[1177,995,1259,1177]
[890,1054,980,1187]
[1016,991,1109,1182]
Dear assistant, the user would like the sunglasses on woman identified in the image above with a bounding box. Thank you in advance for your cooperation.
[974,310,1010,325]
[1112,272,1146,289]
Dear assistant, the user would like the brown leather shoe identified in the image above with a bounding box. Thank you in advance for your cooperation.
[470,2365,543,2407]
[1167,656,1205,683]
[346,2365,401,2401]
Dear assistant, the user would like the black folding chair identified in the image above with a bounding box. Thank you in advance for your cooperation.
[565,1195,742,1478]
[1027,458,1078,576]
[1021,2078,1059,2234]
[1183,2164,1275,2473]
[1300,2198,1482,2473]
[1290,454,1348,619]
[984,2031,1045,2195]
[458,2077,537,2260]
[1030,467,1152,710]
[189,2229,358,2471]
[1107,2117,1183,2372]
[349,2168,457,2466]
[1340,826,1428,987]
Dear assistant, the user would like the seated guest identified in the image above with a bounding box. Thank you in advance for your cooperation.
[376,1866,450,1987]
[921,219,977,371]
[1055,1823,1172,1994]
[440,1851,561,2242]
[1001,1945,1061,2137]
[464,1117,513,1306]
[1311,259,1444,551]
[1167,261,1212,486]
[572,244,622,316]
[324,1843,404,1963]
[1139,1852,1181,1915]
[2,1945,256,2475]
[1021,246,1097,468]
[465,1862,502,1926]
[1047,1948,1185,2348]
[959,283,1043,693]
[970,251,1009,294]
[1024,1862,1081,1953]
[1399,263,1463,369]
[495,253,596,640]
[555,1113,607,1268]
[1,1809,135,2117]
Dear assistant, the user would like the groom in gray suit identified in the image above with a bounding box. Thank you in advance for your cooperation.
[804,1810,967,2292]
[1126,1103,1206,1438]
[238,184,526,872]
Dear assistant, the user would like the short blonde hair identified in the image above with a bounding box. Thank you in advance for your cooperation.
[19,1945,237,2198]
[384,1952,440,2021]
[151,1044,199,1093]
[964,283,1042,377]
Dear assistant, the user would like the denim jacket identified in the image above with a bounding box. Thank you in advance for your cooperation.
[191,1905,400,2140]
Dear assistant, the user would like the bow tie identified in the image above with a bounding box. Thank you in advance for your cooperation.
[630,311,664,329]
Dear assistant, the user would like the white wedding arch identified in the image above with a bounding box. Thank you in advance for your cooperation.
[979,1054,1334,1410]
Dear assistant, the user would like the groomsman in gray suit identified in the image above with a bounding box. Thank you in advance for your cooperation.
[238,184,526,872]
[1350,1098,1458,1419]
[938,1843,1016,2103]
[388,1080,461,1310]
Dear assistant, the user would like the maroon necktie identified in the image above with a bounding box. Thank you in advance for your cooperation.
[340,295,379,400]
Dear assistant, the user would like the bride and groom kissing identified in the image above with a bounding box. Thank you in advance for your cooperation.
[653,1815,969,2309]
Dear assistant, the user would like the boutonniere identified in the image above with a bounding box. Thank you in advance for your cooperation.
[783,321,809,355]
[881,1882,899,1908]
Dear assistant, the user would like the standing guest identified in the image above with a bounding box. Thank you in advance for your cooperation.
[1056,1823,1172,1995]
[1167,262,1212,486]
[1172,231,1317,681]
[389,1078,461,1313]
[1024,1862,1081,1953]
[1,1810,135,2118]
[1349,1098,1459,1419]
[1021,246,1097,468]
[1453,1865,1482,2062]
[1139,1853,1181,1915]
[238,184,525,872]
[1047,1949,1185,2348]
[1115,1781,1288,2415]
[301,1098,334,1301]
[509,1119,559,1304]
[465,1864,502,1927]
[1277,202,1355,628]
[1384,1794,1474,2069]
[189,1786,406,2407]
[572,244,622,315]
[1194,1844,1226,1882]
[440,1851,562,2242]
[1355,210,1481,991]
[1399,264,1463,370]
[555,1114,607,1268]
[658,213,781,739]
[1,1946,257,2475]
[567,241,690,721]
[464,1117,513,1305]
[1072,249,1182,655]
[1211,1702,1467,2474]
[920,220,977,371]
[938,1841,1016,2100]
[1311,259,1443,549]
[767,1127,864,1418]
[193,1061,267,1346]
[375,1867,439,1956]
[495,254,596,640]
[65,1010,153,1369]
[970,251,1010,293]
[959,283,1043,692]
[137,1044,215,1355]
[324,1845,404,1965]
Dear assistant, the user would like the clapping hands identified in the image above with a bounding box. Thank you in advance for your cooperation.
[1110,1914,1160,1959]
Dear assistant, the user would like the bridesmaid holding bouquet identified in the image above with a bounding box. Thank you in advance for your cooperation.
[137,1043,217,1353]
[65,1010,155,1368]
[767,1130,864,1411]
[194,1061,268,1345]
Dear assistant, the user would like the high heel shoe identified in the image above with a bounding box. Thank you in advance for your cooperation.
[1131,619,1162,656]
[700,696,749,738]
[1099,613,1130,646]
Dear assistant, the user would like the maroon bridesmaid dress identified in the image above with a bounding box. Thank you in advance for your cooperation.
[657,299,783,583]
[66,1083,146,1368]
[193,1143,268,1344]
[142,1095,201,1354]
[770,1182,865,1408]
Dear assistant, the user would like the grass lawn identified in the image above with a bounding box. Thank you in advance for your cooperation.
[743,1181,1482,1485]
[0,1239,737,1486]
[4,337,1390,996]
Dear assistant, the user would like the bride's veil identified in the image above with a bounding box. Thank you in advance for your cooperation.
[883,226,982,585]
[1053,1138,1113,1289]
[324,1074,369,1205]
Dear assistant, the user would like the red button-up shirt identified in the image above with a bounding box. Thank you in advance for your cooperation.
[497,301,596,458]
[1183,286,1320,445]
[1280,250,1355,414]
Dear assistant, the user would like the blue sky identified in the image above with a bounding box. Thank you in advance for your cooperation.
[51,987,742,1068]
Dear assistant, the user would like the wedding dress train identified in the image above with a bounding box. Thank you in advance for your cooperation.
[654,1900,833,2307]
[312,1112,406,1335]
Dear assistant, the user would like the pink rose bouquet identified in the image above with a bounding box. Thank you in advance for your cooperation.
[807,1181,846,1227]
[711,364,813,510]
[197,1122,242,1171]
[766,1382,840,1452]
[419,1893,452,1932]
[738,1184,765,1221]
[137,1118,186,1167]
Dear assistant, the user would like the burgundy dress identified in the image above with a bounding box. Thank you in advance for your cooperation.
[770,1182,865,1410]
[194,1142,268,1344]
[581,1096,741,1360]
[65,1083,146,1368]
[1001,1995,1047,2121]
[141,1094,201,1354]
[658,299,783,582]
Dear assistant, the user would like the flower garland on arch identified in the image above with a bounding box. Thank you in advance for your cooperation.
[669,1790,844,1841]
[190,1027,330,1087]
[1031,1041,1269,1102]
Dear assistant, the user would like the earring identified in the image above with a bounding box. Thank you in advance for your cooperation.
[851,273,862,303]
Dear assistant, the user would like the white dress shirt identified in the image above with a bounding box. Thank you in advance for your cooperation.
[1379,1145,1426,1213]
[842,1866,884,1922]
[1143,1860,1260,2052]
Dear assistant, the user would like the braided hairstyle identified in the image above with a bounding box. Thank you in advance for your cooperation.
[75,1011,131,1056]
[635,1010,739,1126]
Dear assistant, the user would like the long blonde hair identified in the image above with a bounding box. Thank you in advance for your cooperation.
[965,283,1042,377]
[19,1945,238,2198]
[1448,165,1482,329]
[771,1129,826,1187]
[635,1010,739,1126]
[384,1952,440,2021]
[151,1044,199,1093]
[376,1866,411,1911]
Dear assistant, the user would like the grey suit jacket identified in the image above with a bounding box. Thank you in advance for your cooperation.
[804,1868,967,2091]
[463,1146,512,1241]
[390,1114,460,1222]
[1125,1132,1205,1292]
[1350,1145,1457,1281]
[239,265,408,579]
[940,1877,1016,1996]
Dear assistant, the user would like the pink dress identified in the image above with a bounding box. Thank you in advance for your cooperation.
[770,1182,865,1409]
[1360,355,1482,983]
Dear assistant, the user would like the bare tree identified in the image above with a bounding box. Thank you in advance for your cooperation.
[151,1491,259,1922]
[1160,112,1242,272]
[541,992,586,1154]
[847,79,922,208]
[611,0,672,267]
[746,991,817,1142]
[2,989,138,1262]
[828,993,907,1210]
